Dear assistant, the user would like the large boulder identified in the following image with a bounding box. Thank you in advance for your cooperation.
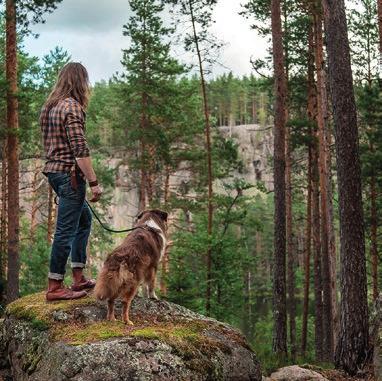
[0,292,261,381]
[265,366,329,381]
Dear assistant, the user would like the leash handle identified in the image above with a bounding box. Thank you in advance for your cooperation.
[85,200,139,234]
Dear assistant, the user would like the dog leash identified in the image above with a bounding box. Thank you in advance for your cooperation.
[84,200,141,234]
[54,195,140,233]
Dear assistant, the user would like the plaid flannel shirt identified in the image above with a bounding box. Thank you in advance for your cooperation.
[40,97,90,174]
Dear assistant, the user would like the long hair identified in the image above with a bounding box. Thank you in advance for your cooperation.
[43,62,90,111]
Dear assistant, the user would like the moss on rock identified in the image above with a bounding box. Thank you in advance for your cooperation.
[6,292,96,330]
[131,321,232,376]
[53,321,127,345]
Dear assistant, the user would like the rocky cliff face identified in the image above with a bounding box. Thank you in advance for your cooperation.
[0,292,262,380]
[17,124,273,233]
[107,124,273,230]
[218,124,273,191]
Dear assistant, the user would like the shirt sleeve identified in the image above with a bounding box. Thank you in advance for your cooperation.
[65,100,90,158]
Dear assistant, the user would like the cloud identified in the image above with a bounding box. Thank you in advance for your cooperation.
[32,0,132,33]
[23,0,267,82]
[211,0,267,76]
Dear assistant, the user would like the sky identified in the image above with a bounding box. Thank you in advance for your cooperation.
[23,0,268,84]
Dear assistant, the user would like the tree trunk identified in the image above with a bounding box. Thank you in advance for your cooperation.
[30,166,39,241]
[370,170,378,301]
[322,0,369,374]
[160,166,171,296]
[138,11,148,213]
[139,142,147,212]
[302,145,312,356]
[313,11,333,361]
[0,142,8,304]
[139,92,148,212]
[286,117,296,360]
[326,127,338,346]
[302,26,315,355]
[367,11,379,302]
[243,265,252,340]
[252,98,257,124]
[6,0,20,303]
[312,132,324,362]
[271,0,287,357]
[188,0,214,316]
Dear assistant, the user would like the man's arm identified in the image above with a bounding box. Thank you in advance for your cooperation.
[75,157,97,182]
[65,100,102,202]
[76,157,102,202]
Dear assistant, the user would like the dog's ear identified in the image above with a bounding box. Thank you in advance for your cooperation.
[161,211,168,222]
[152,210,168,222]
[136,211,145,221]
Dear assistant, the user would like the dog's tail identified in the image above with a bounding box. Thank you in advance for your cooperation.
[94,264,134,301]
[94,266,120,301]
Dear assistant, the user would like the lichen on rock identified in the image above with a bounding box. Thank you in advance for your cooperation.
[1,292,261,380]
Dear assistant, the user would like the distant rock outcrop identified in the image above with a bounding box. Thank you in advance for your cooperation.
[0,292,261,380]
[108,124,274,233]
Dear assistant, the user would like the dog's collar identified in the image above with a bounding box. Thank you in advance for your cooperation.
[144,219,167,260]
[144,219,164,234]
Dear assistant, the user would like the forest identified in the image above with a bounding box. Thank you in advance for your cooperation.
[0,0,381,379]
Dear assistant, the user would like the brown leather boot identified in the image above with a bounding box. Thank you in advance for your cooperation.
[46,278,87,301]
[71,268,96,291]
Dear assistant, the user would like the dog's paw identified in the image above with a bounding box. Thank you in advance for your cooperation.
[124,319,134,326]
[107,315,116,322]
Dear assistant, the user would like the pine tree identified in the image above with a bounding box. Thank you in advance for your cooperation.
[349,0,381,302]
[4,0,63,302]
[5,0,21,304]
[117,0,185,210]
[165,0,220,315]
[301,19,315,356]
[323,0,370,374]
[313,3,334,360]
[271,0,288,357]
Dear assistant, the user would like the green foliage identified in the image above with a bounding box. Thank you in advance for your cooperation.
[39,46,70,89]
[348,0,382,300]
[208,73,271,127]
[167,190,274,328]
[20,220,50,296]
[348,0,379,83]
[111,0,200,206]
[252,314,317,375]
[358,83,382,179]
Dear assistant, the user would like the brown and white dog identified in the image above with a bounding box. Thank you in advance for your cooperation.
[94,209,168,325]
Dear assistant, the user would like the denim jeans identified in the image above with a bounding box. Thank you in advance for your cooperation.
[47,172,92,280]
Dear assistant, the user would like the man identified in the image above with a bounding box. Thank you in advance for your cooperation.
[40,62,102,301]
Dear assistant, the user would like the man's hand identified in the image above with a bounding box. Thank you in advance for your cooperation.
[89,184,102,202]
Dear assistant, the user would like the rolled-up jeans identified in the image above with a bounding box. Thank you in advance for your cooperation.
[47,172,92,280]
